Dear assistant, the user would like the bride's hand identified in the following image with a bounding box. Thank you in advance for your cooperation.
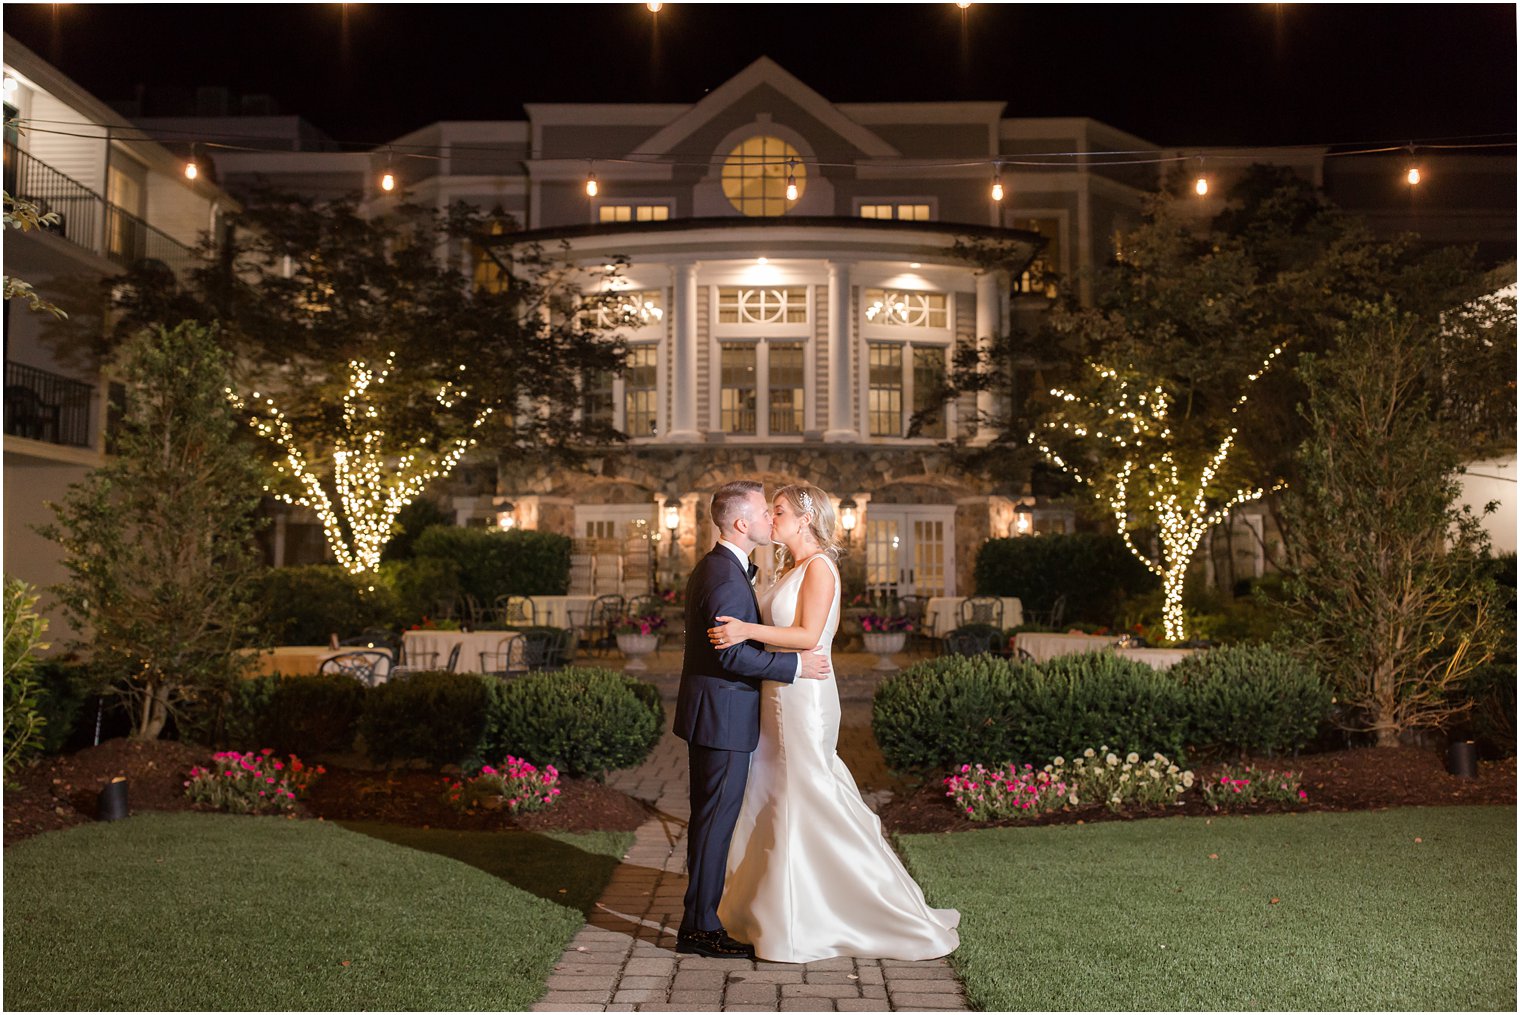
[709,616,753,649]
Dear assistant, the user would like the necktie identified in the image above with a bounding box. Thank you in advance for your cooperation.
[746,562,759,583]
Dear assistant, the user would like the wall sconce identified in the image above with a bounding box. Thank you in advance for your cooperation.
[1014,502,1033,536]
[664,497,681,559]
[838,497,858,545]
[496,501,516,531]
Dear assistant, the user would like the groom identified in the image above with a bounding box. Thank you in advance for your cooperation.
[673,480,830,959]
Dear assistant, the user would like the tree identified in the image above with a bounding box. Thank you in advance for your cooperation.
[3,576,51,781]
[74,191,633,567]
[39,322,266,739]
[3,191,68,318]
[1282,307,1502,746]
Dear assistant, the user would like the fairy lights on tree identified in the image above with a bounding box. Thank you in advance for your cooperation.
[1029,345,1285,642]
[229,353,492,576]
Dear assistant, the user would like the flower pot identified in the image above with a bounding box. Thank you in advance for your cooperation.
[617,632,660,671]
[862,631,907,672]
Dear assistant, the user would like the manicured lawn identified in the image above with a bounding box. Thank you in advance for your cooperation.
[3,811,632,1010]
[897,806,1516,1011]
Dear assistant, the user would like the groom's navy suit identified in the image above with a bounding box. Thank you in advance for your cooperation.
[674,545,797,935]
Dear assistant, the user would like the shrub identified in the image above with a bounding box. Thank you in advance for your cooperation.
[872,655,1040,774]
[4,576,51,778]
[382,556,461,629]
[413,526,572,601]
[484,667,662,778]
[1169,643,1332,756]
[359,670,491,767]
[1456,552,1516,757]
[258,566,394,645]
[267,673,367,756]
[974,534,1159,626]
[442,756,561,814]
[184,749,324,814]
[178,675,281,750]
[1022,653,1193,763]
[1200,764,1309,810]
[27,659,102,755]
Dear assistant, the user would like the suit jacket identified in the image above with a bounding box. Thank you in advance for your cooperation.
[673,546,798,752]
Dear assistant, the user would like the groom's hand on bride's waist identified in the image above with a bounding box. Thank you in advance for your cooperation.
[799,646,831,680]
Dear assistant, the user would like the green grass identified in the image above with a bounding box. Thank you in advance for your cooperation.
[3,812,632,1010]
[898,806,1516,1011]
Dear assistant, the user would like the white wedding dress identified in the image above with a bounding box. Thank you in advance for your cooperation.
[717,554,960,963]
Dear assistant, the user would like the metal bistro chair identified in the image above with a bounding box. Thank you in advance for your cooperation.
[626,594,662,619]
[497,594,536,628]
[577,594,625,656]
[319,649,392,687]
[479,636,525,678]
[897,595,932,656]
[1027,594,1068,630]
[959,596,1004,629]
[942,627,997,659]
[389,641,437,676]
[443,642,462,673]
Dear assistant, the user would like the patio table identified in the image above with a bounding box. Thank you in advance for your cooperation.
[402,630,521,675]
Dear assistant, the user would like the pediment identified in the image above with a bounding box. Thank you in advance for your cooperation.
[630,57,900,160]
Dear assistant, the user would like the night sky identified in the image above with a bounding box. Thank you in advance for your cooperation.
[5,3,1516,150]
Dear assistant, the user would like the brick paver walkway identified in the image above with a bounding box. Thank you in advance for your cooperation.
[532,650,969,1013]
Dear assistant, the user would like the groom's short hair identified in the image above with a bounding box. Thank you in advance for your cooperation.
[711,480,764,532]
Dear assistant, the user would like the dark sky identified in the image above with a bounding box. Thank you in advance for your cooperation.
[6,3,1516,149]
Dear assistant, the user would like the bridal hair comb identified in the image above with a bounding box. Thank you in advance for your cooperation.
[798,490,815,517]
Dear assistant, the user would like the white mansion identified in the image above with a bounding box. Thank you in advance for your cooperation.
[7,47,1514,612]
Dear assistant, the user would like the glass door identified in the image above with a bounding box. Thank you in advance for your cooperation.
[864,506,955,598]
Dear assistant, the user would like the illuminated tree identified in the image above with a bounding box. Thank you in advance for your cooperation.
[1030,346,1285,642]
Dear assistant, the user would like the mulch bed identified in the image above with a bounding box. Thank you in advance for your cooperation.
[877,746,1518,834]
[4,738,650,847]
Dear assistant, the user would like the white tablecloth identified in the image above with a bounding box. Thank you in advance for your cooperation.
[241,646,348,677]
[403,630,521,675]
[924,596,1024,634]
[527,595,599,629]
[1014,632,1122,663]
[1115,647,1198,671]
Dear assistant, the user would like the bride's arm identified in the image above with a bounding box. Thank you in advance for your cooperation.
[709,561,836,651]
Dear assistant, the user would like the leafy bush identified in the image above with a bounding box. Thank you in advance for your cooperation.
[27,659,102,754]
[484,667,662,778]
[974,534,1159,626]
[178,674,280,750]
[1169,643,1332,756]
[413,526,572,601]
[381,556,462,629]
[359,670,490,767]
[1456,553,1516,756]
[267,674,367,756]
[258,566,395,645]
[4,576,51,778]
[1027,653,1193,762]
[872,655,1040,774]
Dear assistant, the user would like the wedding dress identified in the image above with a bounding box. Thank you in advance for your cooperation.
[717,554,960,963]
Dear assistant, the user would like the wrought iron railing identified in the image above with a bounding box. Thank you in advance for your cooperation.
[4,361,94,448]
[104,203,203,277]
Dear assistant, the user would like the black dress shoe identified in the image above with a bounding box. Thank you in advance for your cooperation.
[676,928,755,959]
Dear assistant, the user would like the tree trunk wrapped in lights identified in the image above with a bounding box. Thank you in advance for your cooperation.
[230,354,493,577]
[1030,348,1284,643]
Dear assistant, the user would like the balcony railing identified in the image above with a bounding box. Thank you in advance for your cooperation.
[4,361,94,448]
[4,144,205,277]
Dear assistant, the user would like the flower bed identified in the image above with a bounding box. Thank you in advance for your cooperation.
[183,749,324,814]
[1201,764,1308,810]
[442,756,561,815]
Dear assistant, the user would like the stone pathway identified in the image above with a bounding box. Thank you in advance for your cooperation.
[532,651,969,1013]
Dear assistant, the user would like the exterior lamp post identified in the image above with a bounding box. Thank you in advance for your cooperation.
[1014,502,1033,536]
[664,497,681,564]
[839,497,858,546]
[496,500,516,531]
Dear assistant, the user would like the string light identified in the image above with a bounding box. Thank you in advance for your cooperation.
[230,356,493,576]
[585,163,599,198]
[380,148,396,192]
[785,158,799,202]
[1406,166,1422,186]
[184,159,199,181]
[1194,176,1208,196]
[646,2,663,11]
[1028,345,1287,642]
[990,163,1004,202]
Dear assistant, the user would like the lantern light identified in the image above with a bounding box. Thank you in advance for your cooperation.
[838,497,858,546]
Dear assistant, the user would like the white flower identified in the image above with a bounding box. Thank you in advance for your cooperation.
[1105,753,1119,766]
[1067,792,1079,805]
[1042,764,1053,774]
[1110,793,1122,803]
[1126,752,1140,764]
[1122,762,1133,771]
[1182,771,1196,787]
[1154,752,1166,762]
[1053,756,1065,767]
[1119,773,1129,783]
[1083,748,1095,759]
[1168,764,1180,775]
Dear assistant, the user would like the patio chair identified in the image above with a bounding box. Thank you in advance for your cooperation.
[497,594,536,628]
[1026,594,1067,630]
[958,596,1004,628]
[576,594,625,656]
[626,594,662,618]
[443,643,462,673]
[898,595,932,655]
[389,641,437,676]
[319,649,392,687]
[519,629,560,672]
[942,624,1002,658]
[479,636,525,678]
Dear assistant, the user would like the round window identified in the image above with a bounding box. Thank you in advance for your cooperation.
[721,136,805,217]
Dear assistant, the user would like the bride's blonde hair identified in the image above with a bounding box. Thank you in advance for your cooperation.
[772,484,842,574]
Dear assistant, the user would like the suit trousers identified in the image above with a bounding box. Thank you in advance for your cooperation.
[682,743,751,934]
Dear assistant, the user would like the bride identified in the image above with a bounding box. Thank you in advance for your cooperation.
[707,484,959,963]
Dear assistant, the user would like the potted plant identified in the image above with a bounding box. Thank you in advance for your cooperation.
[615,613,666,671]
[860,611,913,672]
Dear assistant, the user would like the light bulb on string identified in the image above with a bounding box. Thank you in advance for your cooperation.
[646,2,663,11]
[990,163,1004,202]
[380,148,396,192]
[184,159,199,181]
[785,159,798,202]
[1406,166,1422,186]
[585,163,599,198]
[1194,175,1208,196]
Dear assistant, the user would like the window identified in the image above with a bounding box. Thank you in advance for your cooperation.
[868,342,949,438]
[598,204,671,223]
[721,136,804,217]
[716,287,808,325]
[1015,217,1062,297]
[720,343,758,435]
[625,344,658,436]
[858,202,932,221]
[863,289,948,329]
[768,342,805,435]
[471,217,510,294]
[582,367,614,428]
[589,289,665,329]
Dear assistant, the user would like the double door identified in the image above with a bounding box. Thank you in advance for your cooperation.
[864,506,955,598]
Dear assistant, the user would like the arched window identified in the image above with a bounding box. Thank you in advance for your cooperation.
[721,136,805,217]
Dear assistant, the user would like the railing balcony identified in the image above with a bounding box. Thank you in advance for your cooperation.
[4,361,94,449]
[4,144,205,278]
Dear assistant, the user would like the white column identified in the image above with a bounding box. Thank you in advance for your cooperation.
[667,261,701,441]
[974,270,1001,444]
[824,260,857,442]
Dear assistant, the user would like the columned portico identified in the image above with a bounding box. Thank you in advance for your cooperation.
[824,259,858,442]
[668,261,702,442]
